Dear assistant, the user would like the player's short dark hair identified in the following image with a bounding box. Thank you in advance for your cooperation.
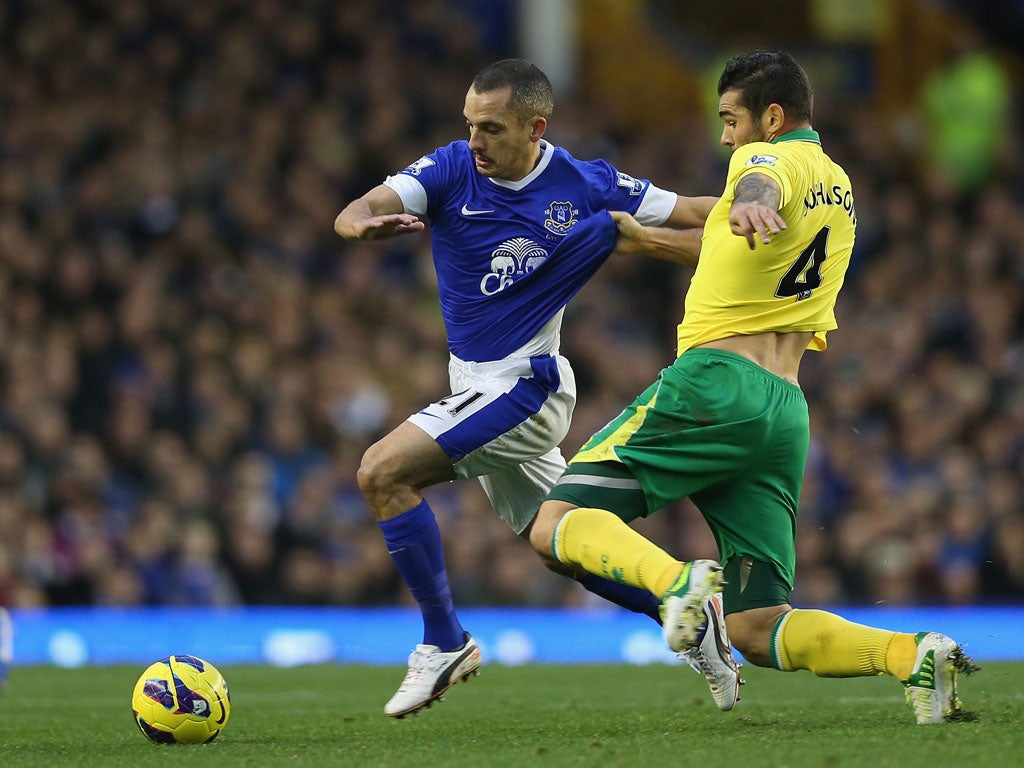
[472,59,553,121]
[718,51,813,123]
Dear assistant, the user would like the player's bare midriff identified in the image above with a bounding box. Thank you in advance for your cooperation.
[696,331,813,386]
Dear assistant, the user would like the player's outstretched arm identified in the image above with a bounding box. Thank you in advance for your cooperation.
[665,194,718,229]
[729,173,787,250]
[609,210,702,266]
[334,184,425,242]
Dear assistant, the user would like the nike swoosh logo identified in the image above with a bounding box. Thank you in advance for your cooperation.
[214,690,228,724]
[461,204,494,216]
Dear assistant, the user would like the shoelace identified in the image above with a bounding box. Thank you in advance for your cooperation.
[396,651,444,691]
[680,649,724,692]
[395,651,432,696]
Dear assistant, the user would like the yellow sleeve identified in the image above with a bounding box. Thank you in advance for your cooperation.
[727,143,793,209]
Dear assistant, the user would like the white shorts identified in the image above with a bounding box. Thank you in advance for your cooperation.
[407,353,576,533]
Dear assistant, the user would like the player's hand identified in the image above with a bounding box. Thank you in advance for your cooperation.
[353,213,424,241]
[729,203,787,249]
[609,210,645,254]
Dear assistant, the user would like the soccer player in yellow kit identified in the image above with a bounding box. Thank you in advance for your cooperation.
[529,51,976,723]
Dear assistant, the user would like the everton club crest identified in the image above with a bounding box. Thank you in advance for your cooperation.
[544,200,579,236]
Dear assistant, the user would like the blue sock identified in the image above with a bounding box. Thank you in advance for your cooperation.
[379,500,465,651]
[577,573,662,624]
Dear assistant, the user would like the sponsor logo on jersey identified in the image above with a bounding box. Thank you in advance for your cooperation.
[402,156,436,175]
[480,237,549,295]
[745,154,778,167]
[461,204,494,216]
[544,201,579,236]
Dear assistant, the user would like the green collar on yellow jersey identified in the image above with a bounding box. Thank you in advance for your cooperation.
[770,129,820,145]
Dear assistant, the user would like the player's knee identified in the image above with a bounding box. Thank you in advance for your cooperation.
[520,517,566,576]
[542,556,575,577]
[526,500,573,558]
[725,606,787,668]
[356,441,399,502]
[730,631,773,667]
[524,515,549,557]
[532,542,571,575]
[520,521,573,575]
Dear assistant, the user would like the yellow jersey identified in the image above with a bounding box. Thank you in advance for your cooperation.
[677,130,856,355]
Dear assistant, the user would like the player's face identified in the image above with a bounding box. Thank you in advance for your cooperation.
[718,88,770,151]
[464,86,543,181]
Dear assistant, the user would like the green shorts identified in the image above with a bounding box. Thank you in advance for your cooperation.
[548,348,809,600]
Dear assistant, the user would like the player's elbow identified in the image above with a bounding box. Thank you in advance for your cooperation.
[334,210,354,240]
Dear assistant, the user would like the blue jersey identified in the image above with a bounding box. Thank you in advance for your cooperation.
[386,140,674,362]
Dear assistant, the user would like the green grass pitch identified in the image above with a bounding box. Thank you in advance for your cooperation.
[0,661,1019,767]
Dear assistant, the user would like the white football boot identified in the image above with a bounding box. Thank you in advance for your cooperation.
[384,632,481,718]
[679,593,743,711]
[903,631,976,724]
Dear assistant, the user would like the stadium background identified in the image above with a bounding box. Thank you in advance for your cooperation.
[0,0,1022,666]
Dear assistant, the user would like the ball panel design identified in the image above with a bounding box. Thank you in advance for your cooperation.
[131,655,231,744]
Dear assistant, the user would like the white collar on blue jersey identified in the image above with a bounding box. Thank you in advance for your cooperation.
[489,140,555,190]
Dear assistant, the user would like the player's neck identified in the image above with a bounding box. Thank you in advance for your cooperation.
[768,121,812,142]
[505,142,544,182]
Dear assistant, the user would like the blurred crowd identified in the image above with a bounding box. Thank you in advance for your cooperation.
[0,0,1022,612]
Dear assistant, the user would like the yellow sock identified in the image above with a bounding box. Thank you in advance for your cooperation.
[553,507,682,596]
[885,632,920,682]
[773,609,895,677]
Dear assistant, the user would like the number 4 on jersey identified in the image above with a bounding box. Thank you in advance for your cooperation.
[776,226,829,301]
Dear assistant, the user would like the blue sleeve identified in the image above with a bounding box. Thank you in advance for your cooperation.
[580,159,652,216]
[394,141,465,216]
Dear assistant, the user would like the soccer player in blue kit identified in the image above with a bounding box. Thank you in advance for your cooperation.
[335,59,720,717]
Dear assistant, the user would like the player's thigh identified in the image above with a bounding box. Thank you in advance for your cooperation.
[409,373,573,477]
[545,460,649,525]
[550,374,701,517]
[568,355,779,511]
[543,363,741,524]
[697,359,808,592]
[692,428,807,605]
[360,420,457,490]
